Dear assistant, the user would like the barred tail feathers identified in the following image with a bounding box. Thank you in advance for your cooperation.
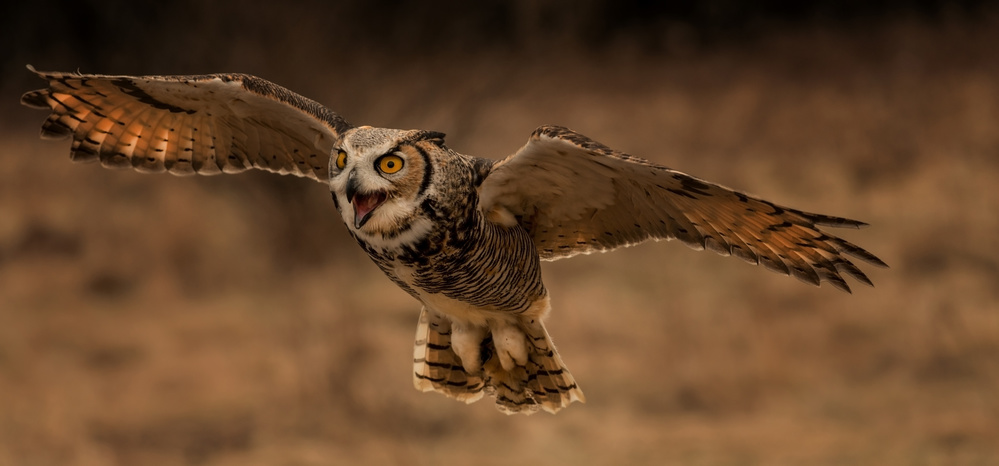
[512,318,585,414]
[413,307,486,403]
[413,308,584,415]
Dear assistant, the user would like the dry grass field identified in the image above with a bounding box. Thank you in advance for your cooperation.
[2,3,998,465]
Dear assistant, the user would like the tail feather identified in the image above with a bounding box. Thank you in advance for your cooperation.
[520,319,585,413]
[483,346,538,414]
[413,307,486,403]
[412,308,584,414]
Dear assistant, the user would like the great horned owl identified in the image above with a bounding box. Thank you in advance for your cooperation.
[21,67,886,415]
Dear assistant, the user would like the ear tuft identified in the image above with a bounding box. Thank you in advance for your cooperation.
[418,130,446,146]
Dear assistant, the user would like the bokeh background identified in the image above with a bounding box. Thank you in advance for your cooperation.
[2,1,998,464]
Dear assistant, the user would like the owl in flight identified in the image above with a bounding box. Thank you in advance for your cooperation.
[22,65,886,415]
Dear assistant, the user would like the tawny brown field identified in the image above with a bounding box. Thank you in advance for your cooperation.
[1,4,996,464]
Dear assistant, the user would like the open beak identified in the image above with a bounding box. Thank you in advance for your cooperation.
[345,170,388,229]
[351,191,387,229]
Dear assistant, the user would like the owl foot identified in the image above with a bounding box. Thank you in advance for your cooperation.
[451,323,488,374]
[491,322,529,371]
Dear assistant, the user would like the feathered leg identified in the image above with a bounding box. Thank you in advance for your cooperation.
[413,307,585,414]
[412,307,486,403]
[486,317,586,414]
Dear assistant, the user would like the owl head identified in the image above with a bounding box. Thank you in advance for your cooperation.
[329,126,450,248]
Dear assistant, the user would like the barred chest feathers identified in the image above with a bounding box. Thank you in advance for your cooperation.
[358,197,547,326]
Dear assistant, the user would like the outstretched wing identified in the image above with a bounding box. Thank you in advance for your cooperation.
[479,125,887,293]
[20,65,353,182]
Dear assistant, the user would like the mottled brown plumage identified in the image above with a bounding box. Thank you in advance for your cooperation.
[21,66,886,415]
[482,125,886,293]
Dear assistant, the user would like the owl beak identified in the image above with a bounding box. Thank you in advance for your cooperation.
[352,191,387,229]
[345,171,361,204]
[345,170,387,229]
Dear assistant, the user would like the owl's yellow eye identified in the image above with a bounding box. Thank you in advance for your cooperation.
[377,154,404,174]
[335,150,348,170]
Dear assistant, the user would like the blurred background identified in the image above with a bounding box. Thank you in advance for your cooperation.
[2,1,998,464]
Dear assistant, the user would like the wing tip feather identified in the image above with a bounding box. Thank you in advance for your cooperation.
[20,89,49,109]
[39,120,72,140]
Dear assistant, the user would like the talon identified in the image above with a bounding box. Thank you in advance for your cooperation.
[492,324,528,371]
[451,324,487,373]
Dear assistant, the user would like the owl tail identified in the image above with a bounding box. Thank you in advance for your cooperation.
[412,307,585,415]
[412,307,488,404]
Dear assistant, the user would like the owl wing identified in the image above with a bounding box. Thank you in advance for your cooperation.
[478,125,887,293]
[20,65,353,182]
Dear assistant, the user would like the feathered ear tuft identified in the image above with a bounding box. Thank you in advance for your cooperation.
[417,130,447,146]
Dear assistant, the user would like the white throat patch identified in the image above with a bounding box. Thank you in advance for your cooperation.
[353,215,435,253]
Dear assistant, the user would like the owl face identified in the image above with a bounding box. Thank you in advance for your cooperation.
[329,126,442,248]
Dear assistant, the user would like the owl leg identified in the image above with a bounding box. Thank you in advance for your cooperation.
[451,322,488,374]
[480,318,586,415]
[412,307,486,403]
[491,322,529,371]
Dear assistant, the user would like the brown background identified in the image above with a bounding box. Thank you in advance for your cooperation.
[2,1,998,464]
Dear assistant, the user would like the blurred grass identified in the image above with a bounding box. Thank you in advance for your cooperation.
[2,5,999,466]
